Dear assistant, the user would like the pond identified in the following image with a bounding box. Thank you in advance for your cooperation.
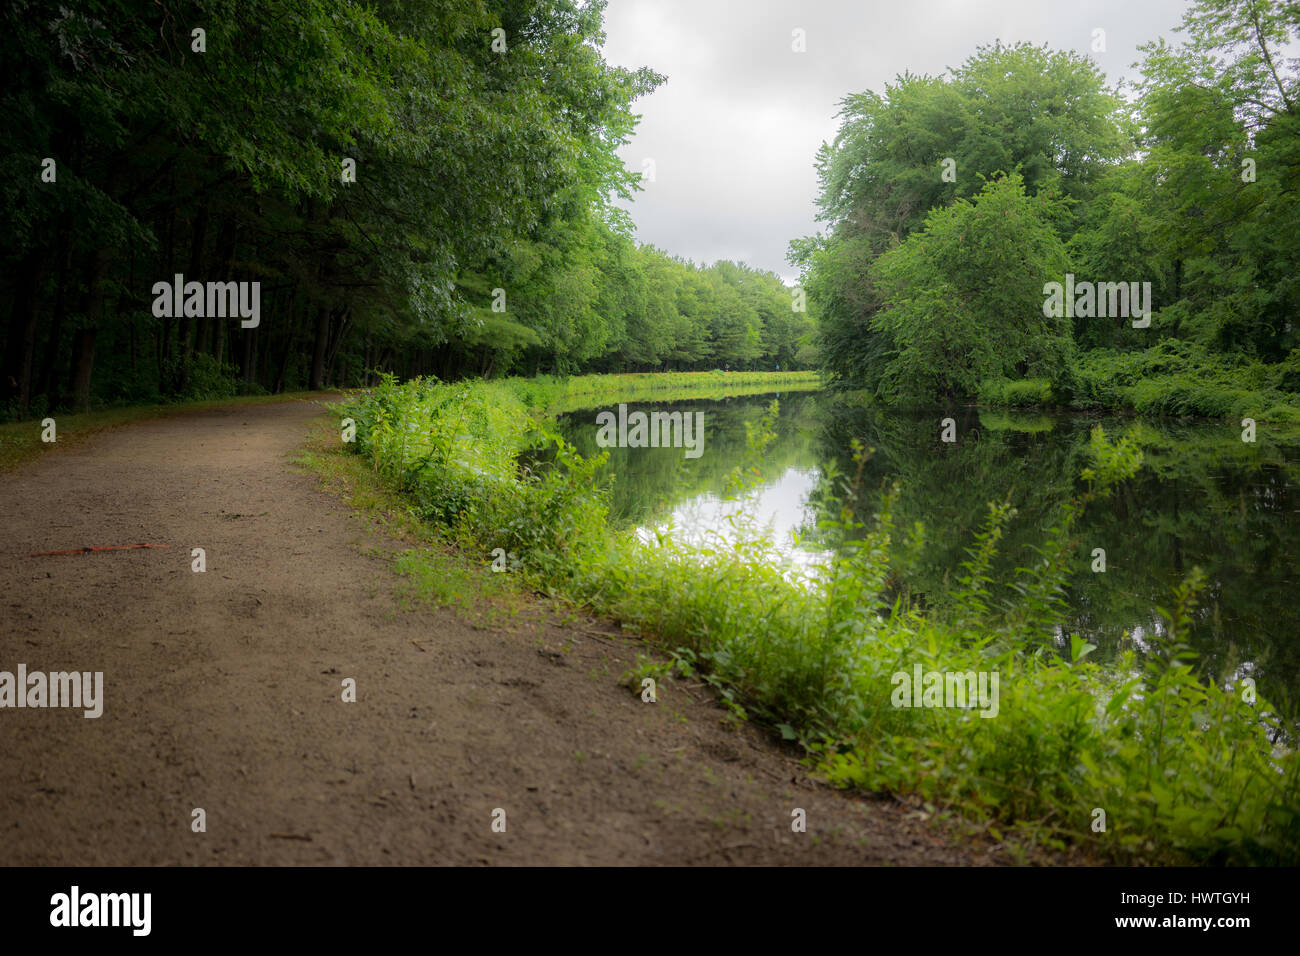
[553,390,1300,705]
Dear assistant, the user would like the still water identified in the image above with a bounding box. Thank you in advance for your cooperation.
[553,391,1300,704]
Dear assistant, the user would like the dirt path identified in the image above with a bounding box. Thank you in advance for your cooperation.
[0,396,999,865]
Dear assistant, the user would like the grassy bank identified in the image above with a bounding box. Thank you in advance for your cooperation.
[502,369,822,413]
[338,372,1300,864]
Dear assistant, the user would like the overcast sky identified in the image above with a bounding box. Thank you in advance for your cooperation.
[599,0,1193,282]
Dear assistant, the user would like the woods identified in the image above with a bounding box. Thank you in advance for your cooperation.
[0,0,814,419]
[9,0,1293,421]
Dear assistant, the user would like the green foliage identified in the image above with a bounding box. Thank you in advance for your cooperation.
[978,378,1056,407]
[1074,340,1300,421]
[795,4,1300,415]
[795,41,1129,397]
[869,174,1072,403]
[169,353,240,402]
[1133,0,1300,360]
[620,653,673,696]
[342,374,1300,864]
[9,1,817,415]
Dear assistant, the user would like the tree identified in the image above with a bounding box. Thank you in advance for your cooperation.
[0,0,667,413]
[868,174,1071,403]
[795,41,1130,396]
[1133,0,1300,359]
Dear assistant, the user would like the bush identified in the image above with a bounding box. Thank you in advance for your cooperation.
[162,353,240,402]
[1273,349,1300,395]
[1072,341,1299,420]
[978,377,1056,407]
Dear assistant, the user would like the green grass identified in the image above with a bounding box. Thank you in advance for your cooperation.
[1072,341,1300,422]
[503,369,822,413]
[978,377,1056,407]
[294,414,532,627]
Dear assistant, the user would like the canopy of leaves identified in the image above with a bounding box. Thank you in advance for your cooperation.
[794,6,1300,405]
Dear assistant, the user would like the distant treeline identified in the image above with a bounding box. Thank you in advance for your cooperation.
[795,0,1300,415]
[0,1,815,420]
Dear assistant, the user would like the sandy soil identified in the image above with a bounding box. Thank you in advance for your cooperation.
[0,396,1002,865]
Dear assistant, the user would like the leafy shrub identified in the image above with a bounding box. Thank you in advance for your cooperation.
[160,353,241,402]
[1073,341,1298,420]
[979,377,1056,407]
[1273,349,1300,395]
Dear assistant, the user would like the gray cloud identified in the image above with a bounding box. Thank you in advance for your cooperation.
[601,0,1192,281]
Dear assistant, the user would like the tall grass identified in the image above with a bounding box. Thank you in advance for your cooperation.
[501,369,822,413]
[340,372,1300,864]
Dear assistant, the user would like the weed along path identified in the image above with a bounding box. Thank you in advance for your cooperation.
[0,396,999,866]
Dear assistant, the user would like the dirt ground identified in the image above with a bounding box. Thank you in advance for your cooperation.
[0,396,1006,865]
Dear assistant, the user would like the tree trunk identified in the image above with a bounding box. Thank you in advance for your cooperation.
[69,247,112,412]
[309,303,329,390]
[159,204,176,392]
[325,307,350,386]
[37,219,74,411]
[177,201,209,393]
[273,295,297,393]
[200,215,236,359]
[2,250,45,417]
[241,326,258,388]
[215,311,226,367]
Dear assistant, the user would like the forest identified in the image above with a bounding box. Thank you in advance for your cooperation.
[5,1,1297,422]
[0,0,814,420]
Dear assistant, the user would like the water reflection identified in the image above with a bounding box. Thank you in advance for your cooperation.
[633,465,833,579]
[551,391,1300,704]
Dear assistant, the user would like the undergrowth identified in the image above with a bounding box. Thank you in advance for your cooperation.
[976,341,1300,423]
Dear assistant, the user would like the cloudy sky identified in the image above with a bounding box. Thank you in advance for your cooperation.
[599,0,1193,282]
